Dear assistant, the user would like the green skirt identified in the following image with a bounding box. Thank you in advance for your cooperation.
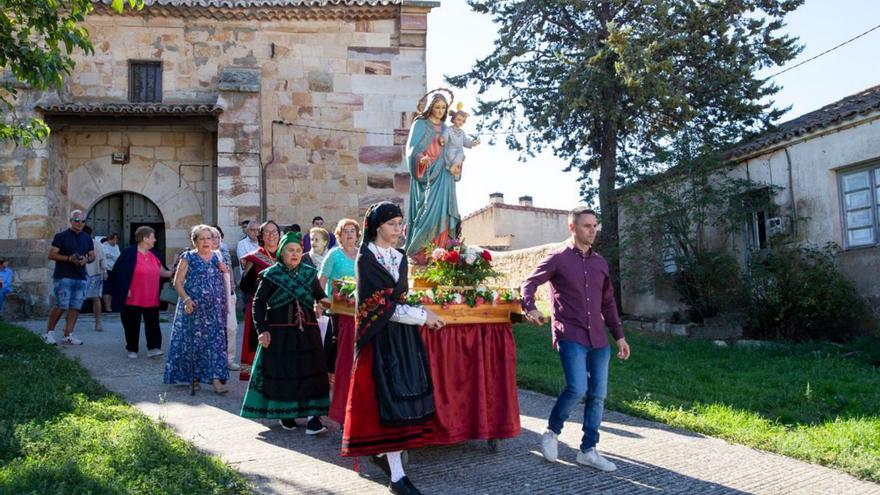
[240,345,330,419]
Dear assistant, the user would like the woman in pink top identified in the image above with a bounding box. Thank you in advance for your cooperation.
[109,226,173,358]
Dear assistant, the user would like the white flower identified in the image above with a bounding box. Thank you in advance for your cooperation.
[452,293,464,304]
[464,253,477,265]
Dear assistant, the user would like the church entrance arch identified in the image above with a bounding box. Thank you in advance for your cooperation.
[86,192,166,255]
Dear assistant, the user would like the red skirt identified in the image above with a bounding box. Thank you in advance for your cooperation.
[239,297,256,381]
[419,322,521,444]
[341,340,435,457]
[328,315,356,424]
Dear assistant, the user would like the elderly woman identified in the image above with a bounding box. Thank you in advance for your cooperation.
[319,218,360,425]
[240,231,331,435]
[302,227,329,270]
[239,220,281,380]
[110,226,173,358]
[164,224,230,394]
[342,202,444,495]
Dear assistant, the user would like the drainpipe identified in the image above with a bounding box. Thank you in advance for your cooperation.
[783,147,798,237]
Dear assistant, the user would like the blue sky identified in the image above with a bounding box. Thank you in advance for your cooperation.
[425,0,880,215]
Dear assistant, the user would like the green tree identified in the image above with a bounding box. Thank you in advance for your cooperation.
[449,0,803,296]
[1,0,142,145]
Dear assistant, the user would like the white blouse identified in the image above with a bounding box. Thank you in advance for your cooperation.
[368,242,427,326]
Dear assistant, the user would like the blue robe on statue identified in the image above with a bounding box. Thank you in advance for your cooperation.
[404,117,460,259]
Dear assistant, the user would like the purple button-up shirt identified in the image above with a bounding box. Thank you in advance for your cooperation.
[521,242,623,349]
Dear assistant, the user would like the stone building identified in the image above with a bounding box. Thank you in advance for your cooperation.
[460,193,570,251]
[0,0,437,313]
[619,84,880,319]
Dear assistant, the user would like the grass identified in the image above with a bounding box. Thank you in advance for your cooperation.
[0,322,254,495]
[514,323,880,482]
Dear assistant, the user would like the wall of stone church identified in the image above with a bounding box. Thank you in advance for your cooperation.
[58,125,215,262]
[61,9,427,229]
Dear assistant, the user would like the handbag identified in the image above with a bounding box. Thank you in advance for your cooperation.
[159,281,179,304]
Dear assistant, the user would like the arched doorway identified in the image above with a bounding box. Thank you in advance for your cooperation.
[86,192,166,255]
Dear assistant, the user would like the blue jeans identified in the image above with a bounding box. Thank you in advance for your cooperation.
[547,340,611,452]
[53,278,87,310]
[0,287,10,311]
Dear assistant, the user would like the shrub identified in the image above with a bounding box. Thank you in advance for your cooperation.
[743,242,866,342]
[671,250,745,323]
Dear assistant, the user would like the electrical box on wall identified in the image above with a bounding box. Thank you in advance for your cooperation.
[111,150,129,165]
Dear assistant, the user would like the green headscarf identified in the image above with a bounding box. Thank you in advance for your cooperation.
[259,231,316,309]
[276,231,302,258]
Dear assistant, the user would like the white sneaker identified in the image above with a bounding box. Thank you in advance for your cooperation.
[60,335,83,345]
[227,362,241,371]
[541,429,558,462]
[147,349,164,358]
[42,331,57,345]
[576,448,617,472]
[128,352,138,359]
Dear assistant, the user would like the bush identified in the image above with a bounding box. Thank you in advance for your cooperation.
[671,250,745,323]
[744,243,866,342]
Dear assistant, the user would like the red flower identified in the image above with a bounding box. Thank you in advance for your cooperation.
[480,250,492,262]
[443,250,461,263]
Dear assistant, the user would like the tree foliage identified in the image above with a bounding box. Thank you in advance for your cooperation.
[449,0,804,291]
[0,0,142,145]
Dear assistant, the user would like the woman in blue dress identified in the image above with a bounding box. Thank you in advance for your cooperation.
[164,224,230,394]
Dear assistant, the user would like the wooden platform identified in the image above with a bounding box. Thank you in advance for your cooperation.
[330,299,523,324]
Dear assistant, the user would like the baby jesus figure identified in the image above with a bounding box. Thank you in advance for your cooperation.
[440,104,480,181]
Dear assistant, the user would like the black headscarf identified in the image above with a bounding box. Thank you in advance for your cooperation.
[362,201,403,244]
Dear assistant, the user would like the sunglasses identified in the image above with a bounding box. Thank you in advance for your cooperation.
[70,218,84,222]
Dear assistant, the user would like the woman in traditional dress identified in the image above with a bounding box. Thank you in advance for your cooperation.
[164,224,230,394]
[342,202,444,495]
[319,218,360,425]
[240,231,331,435]
[239,220,281,380]
[404,92,460,262]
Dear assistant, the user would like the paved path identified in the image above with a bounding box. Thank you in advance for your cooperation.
[19,316,879,495]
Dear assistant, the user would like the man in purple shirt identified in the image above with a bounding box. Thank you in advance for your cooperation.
[522,206,631,472]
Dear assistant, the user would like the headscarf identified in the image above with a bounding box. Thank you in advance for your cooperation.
[363,201,404,244]
[259,231,316,309]
[276,231,302,258]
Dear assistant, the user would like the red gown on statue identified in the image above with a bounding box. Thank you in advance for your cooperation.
[239,247,275,381]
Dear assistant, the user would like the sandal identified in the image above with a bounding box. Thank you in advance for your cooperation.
[212,380,228,395]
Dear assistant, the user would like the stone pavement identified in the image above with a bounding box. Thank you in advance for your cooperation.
[19,315,880,495]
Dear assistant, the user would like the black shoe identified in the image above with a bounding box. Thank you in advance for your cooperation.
[279,418,297,430]
[305,416,328,435]
[371,454,391,477]
[389,476,422,495]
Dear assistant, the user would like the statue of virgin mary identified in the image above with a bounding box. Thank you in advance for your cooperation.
[403,90,460,263]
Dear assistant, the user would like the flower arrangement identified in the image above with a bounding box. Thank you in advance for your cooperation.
[332,277,357,305]
[404,286,520,309]
[331,277,520,310]
[422,239,501,287]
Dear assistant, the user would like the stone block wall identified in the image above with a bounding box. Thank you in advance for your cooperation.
[489,242,565,304]
[58,125,215,262]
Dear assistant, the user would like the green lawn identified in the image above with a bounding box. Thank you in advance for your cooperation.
[514,323,880,482]
[0,322,254,495]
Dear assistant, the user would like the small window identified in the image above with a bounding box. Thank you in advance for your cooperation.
[741,188,772,253]
[129,61,162,103]
[839,166,880,248]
